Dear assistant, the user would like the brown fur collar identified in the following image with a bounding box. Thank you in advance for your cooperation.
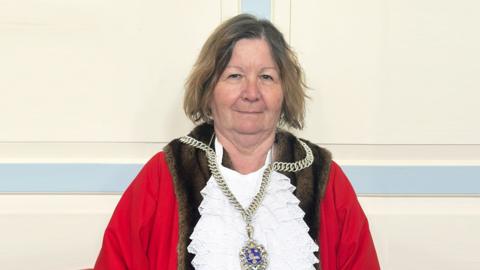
[163,123,332,270]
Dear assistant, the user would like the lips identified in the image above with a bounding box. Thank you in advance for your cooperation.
[233,108,263,114]
[236,110,262,114]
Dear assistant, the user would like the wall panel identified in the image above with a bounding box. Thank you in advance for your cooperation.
[1,195,479,269]
[0,0,222,142]
[290,0,480,144]
[0,194,120,269]
[362,196,480,270]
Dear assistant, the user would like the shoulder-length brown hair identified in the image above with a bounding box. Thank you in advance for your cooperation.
[184,13,307,129]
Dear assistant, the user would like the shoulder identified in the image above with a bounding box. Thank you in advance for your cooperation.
[122,151,172,199]
[322,160,363,211]
[299,137,332,170]
[292,134,359,203]
[135,152,169,181]
[275,129,332,165]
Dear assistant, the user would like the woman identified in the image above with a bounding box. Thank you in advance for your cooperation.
[94,14,380,270]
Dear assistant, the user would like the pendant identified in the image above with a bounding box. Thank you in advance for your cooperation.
[239,239,268,270]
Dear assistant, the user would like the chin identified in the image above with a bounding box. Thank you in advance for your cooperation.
[233,123,269,135]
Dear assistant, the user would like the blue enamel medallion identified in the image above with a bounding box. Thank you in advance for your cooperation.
[240,240,268,270]
[245,247,263,265]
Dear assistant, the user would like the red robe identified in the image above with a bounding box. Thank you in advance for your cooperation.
[94,152,380,270]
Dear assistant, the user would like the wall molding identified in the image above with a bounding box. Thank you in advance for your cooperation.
[1,163,480,195]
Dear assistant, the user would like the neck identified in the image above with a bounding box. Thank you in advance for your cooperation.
[214,128,275,174]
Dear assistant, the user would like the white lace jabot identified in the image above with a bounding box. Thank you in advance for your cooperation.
[187,138,319,269]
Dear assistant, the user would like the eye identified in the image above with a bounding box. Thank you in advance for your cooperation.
[227,73,242,79]
[260,74,274,81]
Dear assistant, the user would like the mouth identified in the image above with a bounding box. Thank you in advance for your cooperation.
[234,108,263,113]
[236,111,262,114]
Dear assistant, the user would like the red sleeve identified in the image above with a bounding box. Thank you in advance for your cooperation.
[94,153,164,270]
[319,161,380,270]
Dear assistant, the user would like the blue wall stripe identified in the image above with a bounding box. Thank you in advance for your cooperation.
[343,166,480,195]
[241,0,271,20]
[0,164,141,192]
[1,163,480,194]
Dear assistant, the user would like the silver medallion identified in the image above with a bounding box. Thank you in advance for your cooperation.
[239,239,268,270]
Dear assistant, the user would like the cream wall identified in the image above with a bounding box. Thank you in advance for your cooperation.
[1,0,479,162]
[1,0,480,269]
[291,0,480,145]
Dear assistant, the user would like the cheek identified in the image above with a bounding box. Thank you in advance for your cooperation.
[210,95,222,112]
[271,90,284,113]
[214,88,239,107]
[210,88,232,115]
[210,87,223,110]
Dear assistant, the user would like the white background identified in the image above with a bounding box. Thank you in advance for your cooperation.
[0,0,479,269]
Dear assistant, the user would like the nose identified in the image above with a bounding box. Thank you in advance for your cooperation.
[242,76,260,101]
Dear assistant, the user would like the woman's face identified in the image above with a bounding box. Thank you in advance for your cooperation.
[210,38,283,138]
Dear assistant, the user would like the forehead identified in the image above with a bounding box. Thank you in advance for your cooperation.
[228,38,277,68]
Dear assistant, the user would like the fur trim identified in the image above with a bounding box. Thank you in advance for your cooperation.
[163,123,332,270]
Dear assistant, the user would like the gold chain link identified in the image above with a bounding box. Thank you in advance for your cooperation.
[179,135,314,224]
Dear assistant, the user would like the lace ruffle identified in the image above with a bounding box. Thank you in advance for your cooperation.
[188,170,318,270]
[187,145,319,269]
